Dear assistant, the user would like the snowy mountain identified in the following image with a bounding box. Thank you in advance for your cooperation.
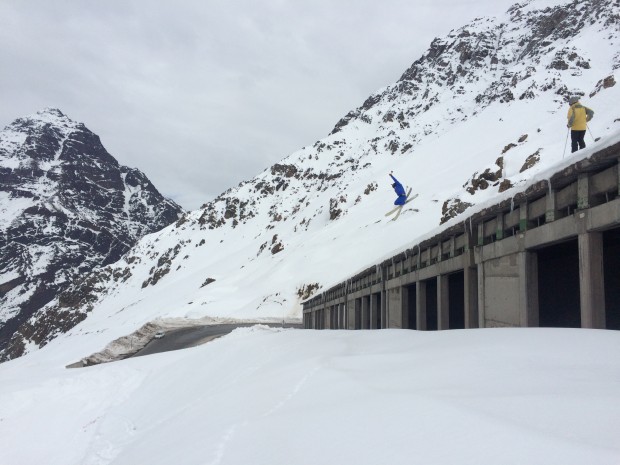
[0,109,183,360]
[6,0,620,363]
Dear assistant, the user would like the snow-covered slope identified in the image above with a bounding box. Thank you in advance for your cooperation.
[1,327,619,465]
[0,109,183,360]
[11,0,620,361]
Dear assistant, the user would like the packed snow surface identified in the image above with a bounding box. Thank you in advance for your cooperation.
[1,326,619,465]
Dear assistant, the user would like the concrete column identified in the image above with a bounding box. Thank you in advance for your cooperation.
[578,232,606,328]
[617,158,620,196]
[346,299,356,329]
[325,306,332,329]
[477,261,486,328]
[387,287,407,328]
[361,296,370,329]
[577,174,590,210]
[380,266,387,329]
[464,266,479,328]
[437,274,450,330]
[416,280,427,330]
[381,290,387,328]
[519,252,539,327]
[370,294,379,329]
[545,190,558,223]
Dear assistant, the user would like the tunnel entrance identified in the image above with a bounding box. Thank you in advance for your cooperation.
[537,239,580,328]
[448,271,465,330]
[604,228,620,330]
[426,279,438,331]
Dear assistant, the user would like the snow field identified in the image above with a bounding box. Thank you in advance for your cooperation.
[1,326,619,465]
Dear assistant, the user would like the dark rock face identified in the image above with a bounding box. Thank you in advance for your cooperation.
[0,109,183,361]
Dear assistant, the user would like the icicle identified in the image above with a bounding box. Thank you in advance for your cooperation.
[510,196,515,212]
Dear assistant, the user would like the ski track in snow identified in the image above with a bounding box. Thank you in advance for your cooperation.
[207,424,241,465]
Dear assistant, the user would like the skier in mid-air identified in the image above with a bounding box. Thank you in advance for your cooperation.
[389,171,407,205]
[385,171,418,221]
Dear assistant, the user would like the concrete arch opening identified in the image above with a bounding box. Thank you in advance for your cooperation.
[405,284,417,329]
[537,239,580,328]
[448,271,465,330]
[426,279,438,331]
[371,293,381,329]
[604,228,620,330]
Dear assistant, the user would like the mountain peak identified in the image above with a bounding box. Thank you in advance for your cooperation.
[36,107,66,118]
[27,107,77,128]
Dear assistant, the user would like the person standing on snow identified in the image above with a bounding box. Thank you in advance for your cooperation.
[389,171,407,205]
[567,95,594,153]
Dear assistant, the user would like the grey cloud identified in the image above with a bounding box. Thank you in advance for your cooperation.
[0,0,518,210]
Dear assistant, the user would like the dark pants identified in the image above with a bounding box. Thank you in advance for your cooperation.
[571,130,586,153]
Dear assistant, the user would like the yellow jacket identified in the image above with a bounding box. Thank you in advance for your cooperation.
[567,103,594,131]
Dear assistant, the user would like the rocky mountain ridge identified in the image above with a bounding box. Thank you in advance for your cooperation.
[0,109,183,360]
[3,0,620,362]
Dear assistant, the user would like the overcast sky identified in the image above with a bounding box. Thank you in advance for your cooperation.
[0,0,518,210]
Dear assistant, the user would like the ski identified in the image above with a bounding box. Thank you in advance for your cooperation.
[389,193,419,221]
[385,188,413,217]
[385,204,402,217]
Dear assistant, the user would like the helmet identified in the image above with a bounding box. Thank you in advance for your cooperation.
[569,95,579,104]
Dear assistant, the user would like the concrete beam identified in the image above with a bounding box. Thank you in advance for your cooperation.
[578,232,606,328]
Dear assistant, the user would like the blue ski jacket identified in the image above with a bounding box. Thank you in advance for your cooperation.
[390,174,407,205]
[390,174,406,197]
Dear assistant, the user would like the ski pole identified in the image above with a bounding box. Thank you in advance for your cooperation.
[586,124,596,142]
[562,128,569,159]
